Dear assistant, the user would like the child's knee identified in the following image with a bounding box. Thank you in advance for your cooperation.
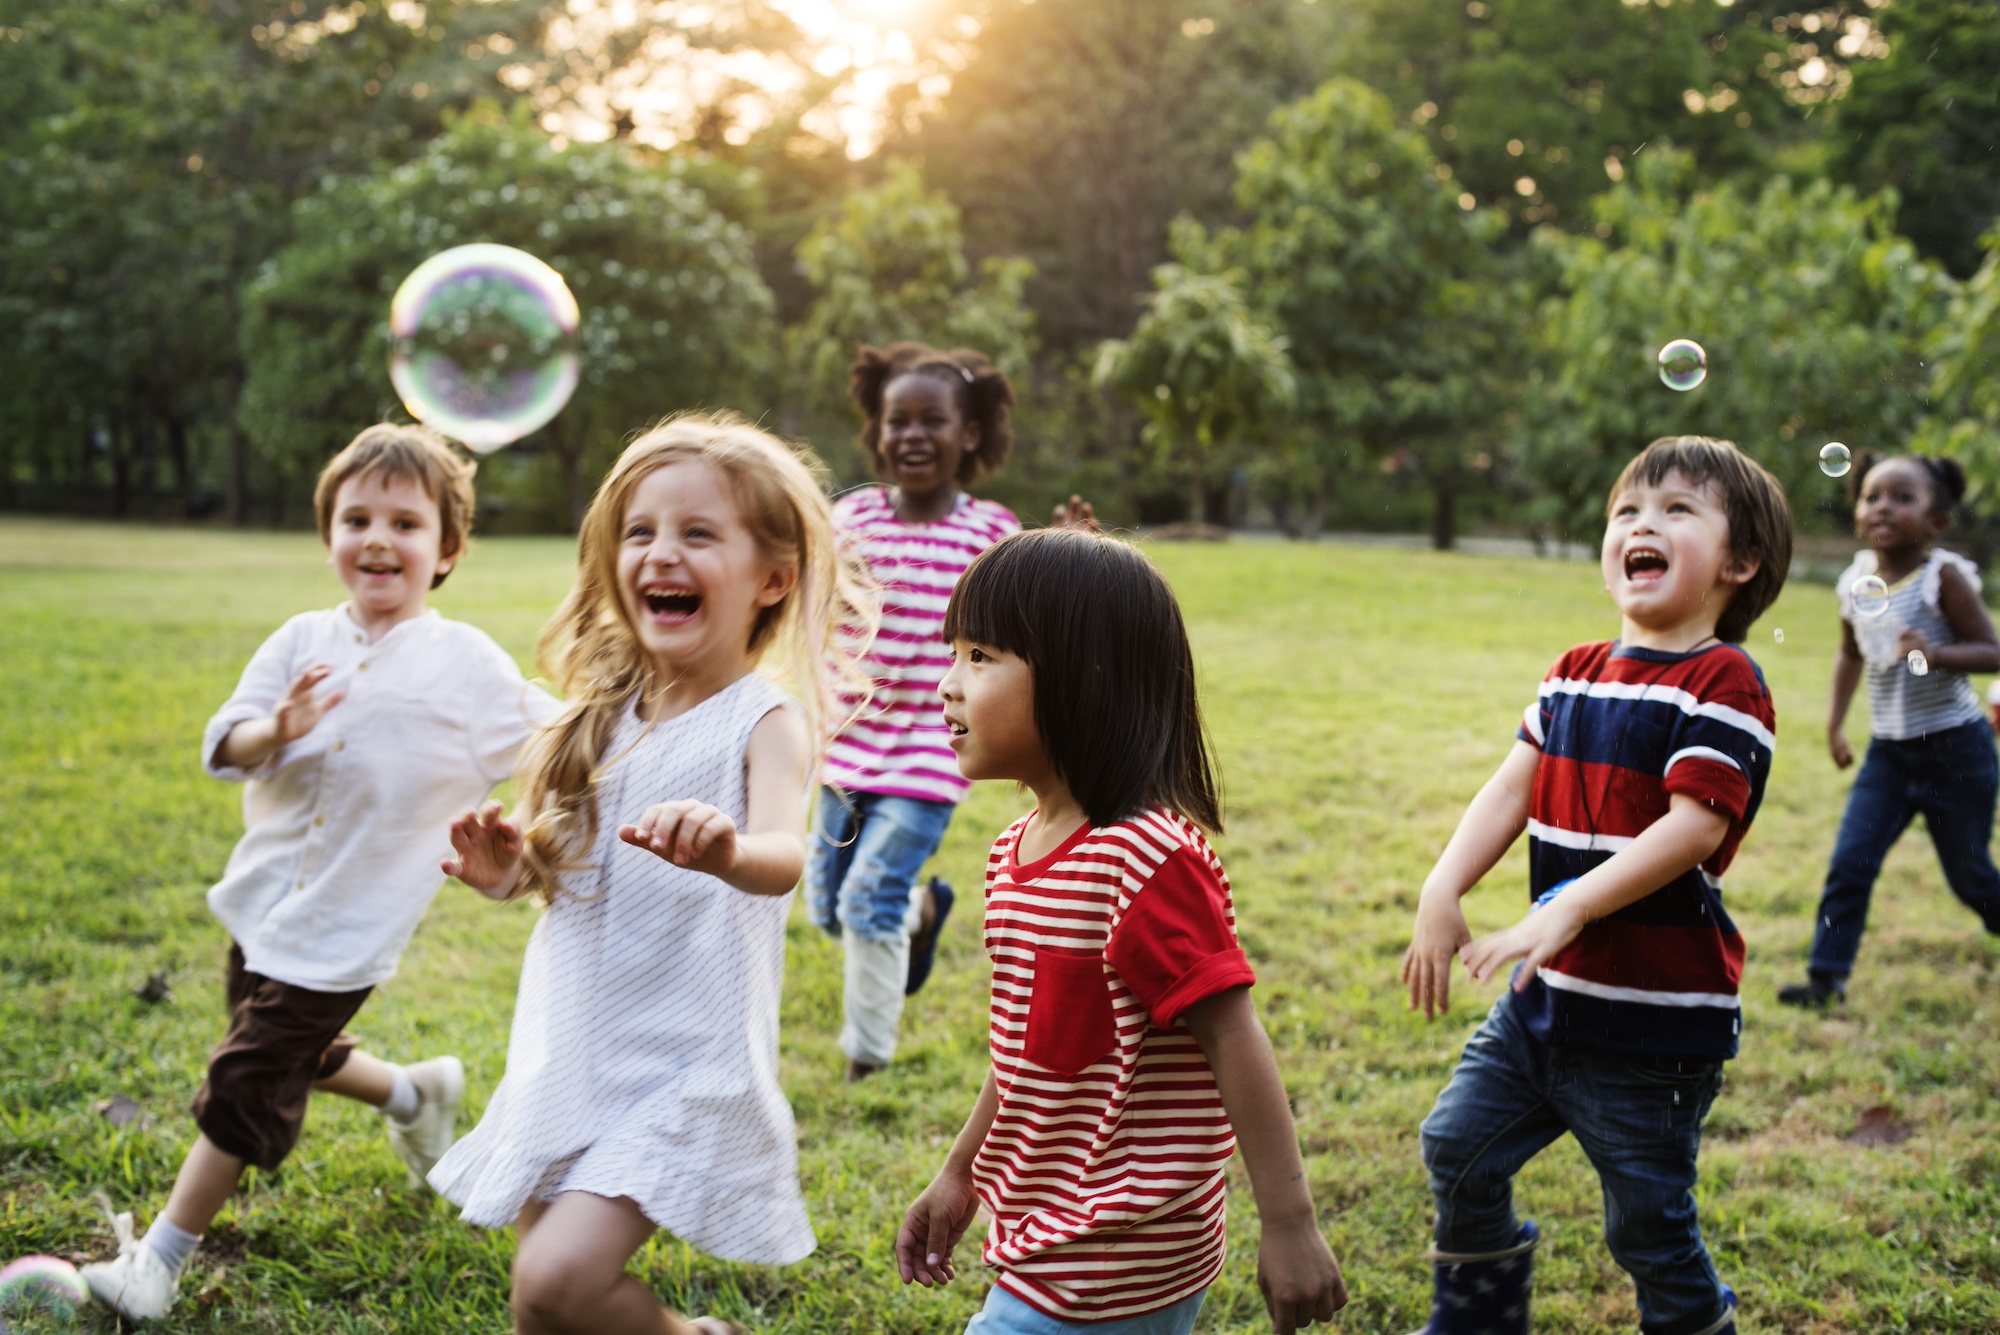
[510,1242,605,1331]
[837,858,916,942]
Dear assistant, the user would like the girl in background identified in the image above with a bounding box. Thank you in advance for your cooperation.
[429,414,873,1335]
[1780,452,2000,1007]
[817,342,1089,1080]
[897,528,1345,1335]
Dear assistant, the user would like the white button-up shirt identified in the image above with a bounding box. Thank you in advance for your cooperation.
[202,606,562,991]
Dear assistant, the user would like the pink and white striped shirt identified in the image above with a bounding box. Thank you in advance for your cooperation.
[823,486,1019,805]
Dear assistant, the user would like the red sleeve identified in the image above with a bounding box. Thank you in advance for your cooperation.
[1105,846,1257,1027]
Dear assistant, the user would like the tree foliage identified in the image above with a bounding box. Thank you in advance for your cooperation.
[1916,230,2000,495]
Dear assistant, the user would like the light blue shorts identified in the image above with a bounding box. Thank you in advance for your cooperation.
[964,1283,1207,1335]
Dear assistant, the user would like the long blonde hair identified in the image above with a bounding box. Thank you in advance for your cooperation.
[515,412,877,903]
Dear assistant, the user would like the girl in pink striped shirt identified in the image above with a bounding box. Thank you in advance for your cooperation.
[814,342,1026,1080]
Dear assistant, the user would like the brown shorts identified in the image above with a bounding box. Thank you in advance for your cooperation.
[189,943,373,1171]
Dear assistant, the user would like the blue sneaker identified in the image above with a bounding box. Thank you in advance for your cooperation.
[905,878,954,996]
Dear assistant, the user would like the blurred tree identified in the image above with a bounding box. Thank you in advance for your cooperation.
[1523,148,1955,546]
[1830,0,2000,279]
[240,105,775,528]
[902,0,1354,354]
[785,161,1034,470]
[1916,228,2000,496]
[1092,257,1295,524]
[1198,78,1506,545]
[1338,0,1808,237]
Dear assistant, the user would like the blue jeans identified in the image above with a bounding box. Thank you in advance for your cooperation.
[808,788,956,943]
[1809,719,2000,977]
[965,1284,1206,1335]
[1420,992,1730,1335]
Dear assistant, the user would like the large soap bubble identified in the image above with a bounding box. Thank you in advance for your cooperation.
[0,1255,89,1320]
[1656,339,1707,391]
[1819,442,1852,478]
[388,244,581,453]
[1850,574,1891,619]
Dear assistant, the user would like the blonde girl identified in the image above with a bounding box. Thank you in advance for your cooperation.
[429,413,873,1335]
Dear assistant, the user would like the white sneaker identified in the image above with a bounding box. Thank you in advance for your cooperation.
[383,1055,464,1185]
[80,1208,181,1322]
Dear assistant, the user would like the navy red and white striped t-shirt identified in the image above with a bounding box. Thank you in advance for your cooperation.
[822,487,1018,805]
[1514,640,1775,1060]
[974,809,1257,1322]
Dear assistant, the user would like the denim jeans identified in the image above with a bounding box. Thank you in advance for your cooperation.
[1809,719,2000,978]
[1420,992,1730,1335]
[964,1284,1206,1335]
[808,787,956,1065]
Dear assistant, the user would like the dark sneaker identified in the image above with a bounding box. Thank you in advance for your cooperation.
[905,878,954,996]
[1777,973,1846,1008]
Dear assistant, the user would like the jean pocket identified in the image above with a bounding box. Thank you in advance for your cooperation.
[1023,948,1117,1075]
[1621,1060,1723,1091]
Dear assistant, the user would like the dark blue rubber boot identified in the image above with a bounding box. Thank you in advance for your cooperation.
[1691,1284,1738,1335]
[1407,1219,1538,1335]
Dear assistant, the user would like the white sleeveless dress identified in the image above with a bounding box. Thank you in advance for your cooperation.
[429,672,816,1265]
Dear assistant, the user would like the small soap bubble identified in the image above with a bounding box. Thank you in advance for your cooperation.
[1819,442,1851,478]
[0,1255,89,1320]
[1657,339,1707,391]
[1908,649,1930,677]
[388,243,581,453]
[1850,574,1891,619]
[1774,628,1784,644]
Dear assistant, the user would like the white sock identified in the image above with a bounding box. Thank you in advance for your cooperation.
[142,1216,200,1274]
[382,1067,421,1123]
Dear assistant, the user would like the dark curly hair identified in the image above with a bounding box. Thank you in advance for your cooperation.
[847,341,1015,483]
[1849,449,1968,516]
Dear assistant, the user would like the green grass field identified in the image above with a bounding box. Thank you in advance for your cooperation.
[3,517,1997,1334]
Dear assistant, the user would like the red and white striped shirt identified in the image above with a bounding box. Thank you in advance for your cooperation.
[822,486,1018,805]
[974,809,1257,1321]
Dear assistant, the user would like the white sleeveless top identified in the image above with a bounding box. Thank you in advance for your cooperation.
[1838,548,1985,741]
[429,673,816,1264]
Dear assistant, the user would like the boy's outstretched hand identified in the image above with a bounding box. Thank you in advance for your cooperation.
[1462,898,1585,991]
[894,1165,980,1289]
[443,801,524,897]
[1401,895,1474,1018]
[620,800,738,878]
[1258,1215,1347,1334]
[275,663,345,742]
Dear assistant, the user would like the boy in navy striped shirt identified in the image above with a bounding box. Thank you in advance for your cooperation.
[1399,437,1791,1335]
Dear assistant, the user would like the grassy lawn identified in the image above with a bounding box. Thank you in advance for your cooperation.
[2,516,1997,1334]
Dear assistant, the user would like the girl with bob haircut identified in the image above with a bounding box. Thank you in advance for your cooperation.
[898,528,1346,1335]
[428,412,874,1335]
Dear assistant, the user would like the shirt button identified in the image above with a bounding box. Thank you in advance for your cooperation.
[333,740,344,751]
[314,816,325,827]
[358,664,368,673]
[294,878,305,891]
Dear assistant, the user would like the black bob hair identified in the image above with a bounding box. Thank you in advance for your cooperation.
[942,528,1223,834]
[1849,449,1968,515]
[1609,436,1793,645]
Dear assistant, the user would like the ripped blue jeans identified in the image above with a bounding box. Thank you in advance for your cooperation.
[808,787,956,942]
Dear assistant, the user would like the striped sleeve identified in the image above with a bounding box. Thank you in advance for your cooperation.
[1660,671,1775,823]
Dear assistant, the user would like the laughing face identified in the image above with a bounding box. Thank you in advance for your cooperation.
[615,460,796,678]
[329,469,454,630]
[879,372,979,505]
[1602,470,1757,645]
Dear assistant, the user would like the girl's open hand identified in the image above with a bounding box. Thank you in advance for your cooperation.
[1400,896,1473,1019]
[1256,1216,1347,1334]
[442,801,523,893]
[1050,494,1099,533]
[1896,627,1932,660]
[894,1166,981,1288]
[1463,901,1585,991]
[274,664,344,743]
[620,800,738,876]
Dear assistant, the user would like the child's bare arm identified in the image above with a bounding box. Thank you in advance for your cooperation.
[619,706,809,895]
[212,664,345,771]
[896,1068,999,1288]
[1462,793,1731,987]
[1401,740,1539,1018]
[1184,987,1346,1334]
[1827,620,1864,768]
[1901,561,2000,675]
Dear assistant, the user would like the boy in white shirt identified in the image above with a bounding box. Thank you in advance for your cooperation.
[84,424,560,1321]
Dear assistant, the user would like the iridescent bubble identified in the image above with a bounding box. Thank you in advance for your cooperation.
[1851,574,1891,619]
[1774,628,1784,644]
[388,244,581,453]
[1908,650,1930,677]
[0,1255,89,1320]
[1657,339,1707,391]
[1819,442,1851,478]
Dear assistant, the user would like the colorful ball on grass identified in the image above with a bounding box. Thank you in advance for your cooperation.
[388,243,581,454]
[1656,338,1707,391]
[0,1256,88,1320]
